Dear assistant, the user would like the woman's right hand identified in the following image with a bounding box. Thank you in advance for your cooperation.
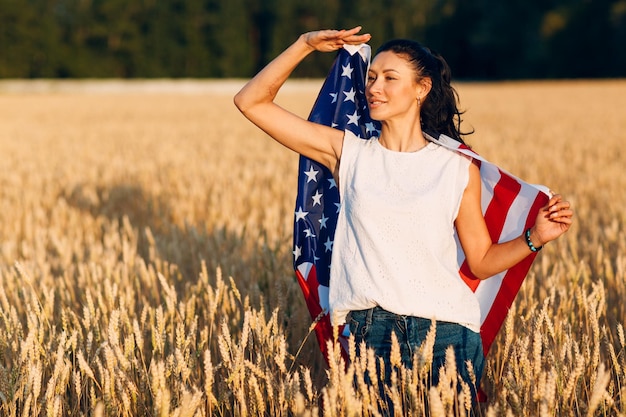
[301,27,371,53]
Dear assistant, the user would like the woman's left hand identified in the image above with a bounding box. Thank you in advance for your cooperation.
[531,193,574,246]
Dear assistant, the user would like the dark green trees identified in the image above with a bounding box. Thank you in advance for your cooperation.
[0,0,624,78]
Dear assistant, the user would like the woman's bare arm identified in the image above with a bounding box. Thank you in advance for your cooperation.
[455,163,573,279]
[234,27,371,173]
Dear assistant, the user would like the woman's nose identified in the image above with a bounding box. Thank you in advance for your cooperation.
[367,79,381,94]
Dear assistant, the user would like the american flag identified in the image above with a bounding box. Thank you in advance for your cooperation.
[292,44,549,362]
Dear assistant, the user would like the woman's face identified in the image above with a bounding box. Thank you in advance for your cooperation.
[365,51,421,121]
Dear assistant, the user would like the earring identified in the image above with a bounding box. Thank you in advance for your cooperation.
[417,97,422,107]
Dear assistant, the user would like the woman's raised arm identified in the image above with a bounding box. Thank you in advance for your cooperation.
[233,27,371,173]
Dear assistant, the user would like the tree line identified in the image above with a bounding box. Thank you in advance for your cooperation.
[0,0,625,79]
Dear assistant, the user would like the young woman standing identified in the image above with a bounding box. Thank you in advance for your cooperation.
[234,26,573,401]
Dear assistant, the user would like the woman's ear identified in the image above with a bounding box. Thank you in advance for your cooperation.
[417,77,433,101]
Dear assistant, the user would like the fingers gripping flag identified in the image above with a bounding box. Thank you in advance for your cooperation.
[293,44,550,363]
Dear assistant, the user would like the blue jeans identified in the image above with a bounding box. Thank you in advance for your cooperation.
[348,306,484,401]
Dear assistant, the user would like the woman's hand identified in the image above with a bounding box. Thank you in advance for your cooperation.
[301,26,371,53]
[530,194,574,247]
[456,166,575,279]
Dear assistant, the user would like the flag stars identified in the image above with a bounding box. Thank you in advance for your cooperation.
[311,190,322,206]
[304,166,319,183]
[365,122,377,134]
[324,237,334,252]
[343,88,356,102]
[295,207,308,221]
[304,229,316,238]
[341,63,354,79]
[293,245,302,261]
[330,92,338,103]
[319,214,329,229]
[347,110,361,125]
[334,202,341,213]
[327,178,337,189]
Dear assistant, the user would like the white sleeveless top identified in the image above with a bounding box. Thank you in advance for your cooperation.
[329,130,481,332]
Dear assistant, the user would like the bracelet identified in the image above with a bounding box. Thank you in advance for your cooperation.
[524,228,543,252]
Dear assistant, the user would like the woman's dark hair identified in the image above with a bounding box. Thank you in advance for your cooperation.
[375,39,472,143]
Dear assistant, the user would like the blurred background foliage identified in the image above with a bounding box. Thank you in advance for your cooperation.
[0,0,625,79]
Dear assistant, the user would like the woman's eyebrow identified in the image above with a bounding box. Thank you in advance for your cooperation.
[368,68,401,74]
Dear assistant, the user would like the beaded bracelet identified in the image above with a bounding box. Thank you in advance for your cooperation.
[524,228,543,252]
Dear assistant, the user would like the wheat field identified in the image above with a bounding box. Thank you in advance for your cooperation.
[0,78,625,416]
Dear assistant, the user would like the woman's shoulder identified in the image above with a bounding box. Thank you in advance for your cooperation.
[431,140,473,164]
[342,129,378,150]
[343,129,375,142]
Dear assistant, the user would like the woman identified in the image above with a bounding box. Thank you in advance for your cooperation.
[234,27,573,399]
